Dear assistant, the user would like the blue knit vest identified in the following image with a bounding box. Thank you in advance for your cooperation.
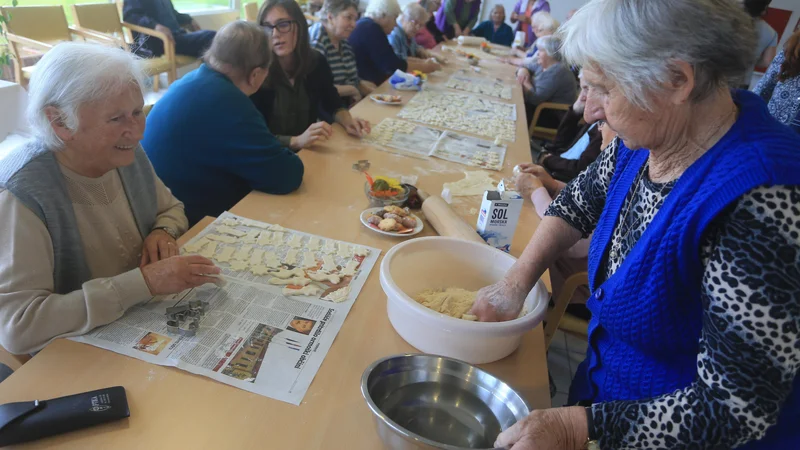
[570,91,800,446]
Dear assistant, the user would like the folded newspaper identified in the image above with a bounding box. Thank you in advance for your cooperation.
[70,212,381,405]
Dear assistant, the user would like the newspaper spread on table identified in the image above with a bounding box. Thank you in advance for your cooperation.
[70,212,381,405]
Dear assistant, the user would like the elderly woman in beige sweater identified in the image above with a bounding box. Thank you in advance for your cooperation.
[0,42,220,355]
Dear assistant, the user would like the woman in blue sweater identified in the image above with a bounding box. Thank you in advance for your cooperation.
[472,1,800,449]
[143,21,304,226]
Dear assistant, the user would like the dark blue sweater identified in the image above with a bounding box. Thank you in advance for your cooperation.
[143,65,304,225]
[471,20,514,46]
[348,17,408,85]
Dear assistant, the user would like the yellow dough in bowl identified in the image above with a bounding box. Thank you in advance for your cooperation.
[414,288,479,321]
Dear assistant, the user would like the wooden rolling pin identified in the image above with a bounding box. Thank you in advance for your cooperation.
[417,189,486,245]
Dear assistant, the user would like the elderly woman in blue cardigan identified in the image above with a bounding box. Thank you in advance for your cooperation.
[0,43,220,355]
[471,1,800,449]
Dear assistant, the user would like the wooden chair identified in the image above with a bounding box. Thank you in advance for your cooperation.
[543,271,589,349]
[0,5,117,87]
[0,346,31,372]
[72,3,198,91]
[529,102,571,142]
[244,2,259,22]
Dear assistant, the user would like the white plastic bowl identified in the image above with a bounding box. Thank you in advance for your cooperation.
[379,237,548,364]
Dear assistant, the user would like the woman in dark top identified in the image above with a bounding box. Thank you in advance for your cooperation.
[252,0,370,151]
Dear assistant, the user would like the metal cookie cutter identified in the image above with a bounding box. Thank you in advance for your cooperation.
[352,160,370,172]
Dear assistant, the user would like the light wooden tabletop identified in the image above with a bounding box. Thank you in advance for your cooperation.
[0,44,551,449]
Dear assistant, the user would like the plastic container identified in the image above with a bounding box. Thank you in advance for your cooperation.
[365,182,410,208]
[379,237,549,364]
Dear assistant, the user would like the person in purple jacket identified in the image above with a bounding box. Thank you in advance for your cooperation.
[510,0,550,48]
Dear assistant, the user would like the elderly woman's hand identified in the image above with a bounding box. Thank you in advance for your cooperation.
[469,278,528,322]
[513,173,544,200]
[516,68,531,85]
[494,407,589,450]
[140,229,179,266]
[516,163,559,196]
[141,255,221,295]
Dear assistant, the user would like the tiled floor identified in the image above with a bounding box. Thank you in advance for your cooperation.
[547,329,588,407]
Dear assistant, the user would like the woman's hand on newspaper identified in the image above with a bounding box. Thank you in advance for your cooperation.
[141,255,221,295]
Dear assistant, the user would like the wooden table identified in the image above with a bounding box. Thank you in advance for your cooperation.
[0,46,550,448]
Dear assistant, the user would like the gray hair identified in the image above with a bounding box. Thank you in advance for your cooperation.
[560,0,757,110]
[204,21,271,79]
[365,0,401,19]
[531,11,559,34]
[537,35,563,62]
[26,42,146,149]
[401,2,428,23]
[321,0,359,21]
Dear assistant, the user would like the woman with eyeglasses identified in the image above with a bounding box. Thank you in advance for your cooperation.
[252,0,370,151]
[389,3,437,61]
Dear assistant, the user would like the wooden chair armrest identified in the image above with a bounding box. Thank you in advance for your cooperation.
[529,102,571,137]
[543,271,589,349]
[69,26,122,46]
[4,33,54,53]
[121,22,176,61]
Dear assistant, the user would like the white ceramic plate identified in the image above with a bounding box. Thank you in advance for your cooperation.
[360,207,424,237]
[370,95,403,106]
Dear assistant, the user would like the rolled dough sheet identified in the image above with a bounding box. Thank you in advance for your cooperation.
[443,171,497,197]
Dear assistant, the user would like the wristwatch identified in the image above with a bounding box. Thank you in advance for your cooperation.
[584,407,600,449]
[153,226,178,240]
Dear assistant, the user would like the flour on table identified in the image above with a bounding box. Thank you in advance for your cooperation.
[443,171,497,196]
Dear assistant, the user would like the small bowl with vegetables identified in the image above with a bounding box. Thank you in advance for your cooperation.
[364,175,410,208]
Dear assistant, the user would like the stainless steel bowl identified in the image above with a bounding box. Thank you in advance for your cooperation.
[361,354,531,450]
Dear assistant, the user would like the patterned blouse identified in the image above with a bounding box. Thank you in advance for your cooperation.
[545,138,800,449]
[754,50,800,134]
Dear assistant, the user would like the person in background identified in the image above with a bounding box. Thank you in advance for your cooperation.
[349,0,439,85]
[416,0,445,49]
[532,73,605,181]
[516,35,577,125]
[566,8,577,20]
[510,0,550,48]
[309,0,376,105]
[504,11,559,67]
[435,0,481,39]
[471,5,514,46]
[0,43,219,355]
[123,0,216,57]
[307,0,324,16]
[739,0,778,88]
[474,0,800,447]
[389,3,436,61]
[755,29,800,133]
[143,21,304,225]
[253,0,371,150]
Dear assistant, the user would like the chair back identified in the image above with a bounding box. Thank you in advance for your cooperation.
[72,3,125,39]
[244,2,259,22]
[0,6,71,43]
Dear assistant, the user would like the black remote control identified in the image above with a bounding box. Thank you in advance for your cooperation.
[0,386,130,446]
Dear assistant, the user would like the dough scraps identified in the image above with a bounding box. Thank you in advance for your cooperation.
[307,271,341,284]
[217,225,247,237]
[268,276,311,286]
[283,285,323,297]
[215,246,236,263]
[242,229,260,244]
[414,288,478,320]
[199,241,218,258]
[207,234,237,244]
[443,171,497,197]
[323,285,351,303]
[271,267,306,279]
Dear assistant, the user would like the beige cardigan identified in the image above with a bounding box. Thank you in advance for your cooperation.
[0,163,188,354]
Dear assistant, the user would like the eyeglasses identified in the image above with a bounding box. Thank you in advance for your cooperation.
[262,19,296,35]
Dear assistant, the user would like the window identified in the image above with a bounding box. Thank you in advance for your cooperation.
[173,0,233,14]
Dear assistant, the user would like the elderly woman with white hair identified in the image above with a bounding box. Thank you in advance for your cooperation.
[516,35,576,125]
[348,0,439,84]
[0,43,220,355]
[470,0,800,449]
[388,3,437,61]
[505,11,559,67]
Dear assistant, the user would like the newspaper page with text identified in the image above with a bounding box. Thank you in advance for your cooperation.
[70,212,380,405]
